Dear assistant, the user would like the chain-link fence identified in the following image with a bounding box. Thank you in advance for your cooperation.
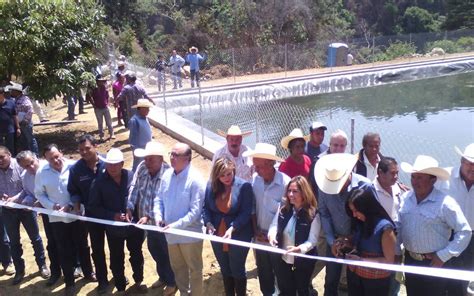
[118,29,474,90]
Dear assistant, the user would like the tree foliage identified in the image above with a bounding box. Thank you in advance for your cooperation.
[0,1,106,103]
[402,6,441,33]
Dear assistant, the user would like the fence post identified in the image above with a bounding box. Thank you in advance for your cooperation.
[255,92,260,143]
[232,48,236,84]
[199,87,204,146]
[350,118,355,154]
[372,36,375,67]
[163,72,168,126]
[284,44,288,78]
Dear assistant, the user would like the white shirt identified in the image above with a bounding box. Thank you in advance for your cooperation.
[374,178,402,221]
[438,166,474,229]
[34,159,76,223]
[363,151,380,181]
[268,208,321,264]
[252,170,291,245]
[212,144,253,181]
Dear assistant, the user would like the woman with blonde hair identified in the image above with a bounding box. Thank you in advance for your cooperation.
[203,157,254,296]
[268,175,321,296]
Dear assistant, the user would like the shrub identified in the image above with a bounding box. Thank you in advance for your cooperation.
[425,39,460,53]
[456,37,474,52]
[377,41,417,61]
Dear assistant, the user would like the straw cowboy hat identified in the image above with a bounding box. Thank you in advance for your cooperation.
[400,155,450,180]
[280,128,310,149]
[134,141,166,158]
[8,81,23,92]
[242,143,284,162]
[189,46,198,53]
[217,125,252,137]
[455,143,474,162]
[132,99,154,109]
[99,148,124,164]
[314,153,358,195]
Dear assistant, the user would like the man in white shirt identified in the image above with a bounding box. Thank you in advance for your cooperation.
[440,144,474,296]
[35,144,90,296]
[213,125,253,181]
[243,143,289,296]
[374,157,404,221]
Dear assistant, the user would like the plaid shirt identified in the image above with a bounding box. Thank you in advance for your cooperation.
[0,158,23,199]
[15,95,33,124]
[127,160,170,225]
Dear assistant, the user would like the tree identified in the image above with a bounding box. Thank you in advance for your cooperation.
[444,0,474,29]
[0,1,106,103]
[402,6,440,33]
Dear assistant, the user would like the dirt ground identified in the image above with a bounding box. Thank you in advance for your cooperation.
[0,53,439,294]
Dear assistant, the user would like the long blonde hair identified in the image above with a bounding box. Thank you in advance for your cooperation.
[281,176,317,221]
[210,157,236,196]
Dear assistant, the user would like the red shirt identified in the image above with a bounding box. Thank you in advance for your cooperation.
[278,155,311,178]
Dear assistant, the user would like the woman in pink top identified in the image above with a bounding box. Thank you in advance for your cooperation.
[279,128,312,178]
[112,73,125,126]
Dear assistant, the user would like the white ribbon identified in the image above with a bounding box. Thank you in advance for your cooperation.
[1,200,473,282]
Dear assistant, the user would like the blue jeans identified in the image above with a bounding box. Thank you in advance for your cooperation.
[324,244,343,296]
[0,133,15,155]
[171,72,182,89]
[211,241,249,279]
[0,210,12,267]
[147,230,175,286]
[18,122,38,155]
[2,208,46,272]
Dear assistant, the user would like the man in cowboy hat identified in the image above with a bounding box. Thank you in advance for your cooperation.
[398,155,471,296]
[185,46,204,88]
[154,142,205,296]
[279,128,311,178]
[117,71,154,127]
[129,99,153,171]
[127,141,177,295]
[88,148,147,294]
[213,125,253,181]
[9,81,38,155]
[243,143,290,296]
[86,74,115,142]
[305,121,328,163]
[314,153,375,296]
[438,144,474,295]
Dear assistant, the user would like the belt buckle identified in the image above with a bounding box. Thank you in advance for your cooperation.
[409,251,424,261]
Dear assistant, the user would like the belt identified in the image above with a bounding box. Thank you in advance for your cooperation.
[407,250,433,261]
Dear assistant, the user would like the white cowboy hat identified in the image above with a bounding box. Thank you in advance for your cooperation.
[9,81,23,92]
[280,128,310,150]
[189,46,198,52]
[455,143,474,163]
[217,125,252,137]
[309,121,327,132]
[99,148,124,164]
[314,153,358,195]
[134,141,165,158]
[400,155,450,181]
[132,99,154,109]
[242,143,284,162]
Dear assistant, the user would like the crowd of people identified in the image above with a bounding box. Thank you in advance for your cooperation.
[0,116,473,296]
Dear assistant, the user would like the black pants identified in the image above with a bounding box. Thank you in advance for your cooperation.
[274,256,315,296]
[73,220,93,277]
[51,221,76,286]
[347,268,391,296]
[445,234,474,296]
[41,215,61,277]
[106,226,145,291]
[89,222,108,285]
[405,252,447,296]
